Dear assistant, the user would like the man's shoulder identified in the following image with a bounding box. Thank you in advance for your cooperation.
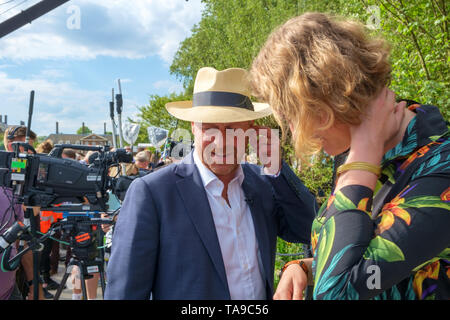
[139,163,178,184]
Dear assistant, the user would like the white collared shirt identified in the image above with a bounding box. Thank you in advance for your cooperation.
[193,151,266,300]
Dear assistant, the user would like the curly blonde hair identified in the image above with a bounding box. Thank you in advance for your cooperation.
[36,139,54,154]
[250,12,391,161]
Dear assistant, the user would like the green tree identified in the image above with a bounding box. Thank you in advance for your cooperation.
[0,132,4,150]
[170,0,301,92]
[132,92,193,145]
[171,0,449,117]
[76,126,92,135]
[367,0,449,119]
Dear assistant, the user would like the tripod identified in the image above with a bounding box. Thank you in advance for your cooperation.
[54,254,106,300]
[53,227,107,300]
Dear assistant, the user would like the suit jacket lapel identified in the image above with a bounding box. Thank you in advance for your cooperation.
[241,166,273,294]
[175,153,230,297]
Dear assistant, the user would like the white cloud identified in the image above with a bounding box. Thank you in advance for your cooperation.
[153,80,183,94]
[33,68,66,79]
[0,1,202,138]
[0,0,204,63]
[0,71,139,136]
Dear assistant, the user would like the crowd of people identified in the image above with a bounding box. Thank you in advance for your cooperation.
[1,12,449,301]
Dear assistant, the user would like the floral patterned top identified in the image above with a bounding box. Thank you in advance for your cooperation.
[311,104,450,300]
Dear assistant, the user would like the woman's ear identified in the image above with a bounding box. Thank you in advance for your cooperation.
[316,109,335,131]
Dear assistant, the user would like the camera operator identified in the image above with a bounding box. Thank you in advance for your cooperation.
[0,126,44,300]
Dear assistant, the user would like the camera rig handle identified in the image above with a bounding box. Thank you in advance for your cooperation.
[11,141,36,155]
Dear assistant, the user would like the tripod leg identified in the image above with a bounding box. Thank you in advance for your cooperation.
[99,265,106,298]
[54,266,71,300]
[32,250,40,300]
[25,208,40,300]
[79,264,88,300]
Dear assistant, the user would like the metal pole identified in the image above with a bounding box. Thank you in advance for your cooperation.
[25,90,34,144]
[0,0,70,38]
[115,80,126,175]
[116,79,124,149]
[109,89,117,149]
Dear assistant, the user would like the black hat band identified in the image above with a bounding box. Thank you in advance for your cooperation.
[192,91,254,111]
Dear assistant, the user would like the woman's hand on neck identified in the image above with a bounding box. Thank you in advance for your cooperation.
[336,88,412,192]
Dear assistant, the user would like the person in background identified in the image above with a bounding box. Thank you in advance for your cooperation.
[35,139,53,154]
[34,139,59,299]
[134,151,151,174]
[0,126,44,300]
[62,148,76,160]
[79,151,94,165]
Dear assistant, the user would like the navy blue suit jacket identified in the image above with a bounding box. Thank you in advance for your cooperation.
[105,152,316,300]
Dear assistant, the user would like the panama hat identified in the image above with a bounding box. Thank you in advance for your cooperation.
[165,67,272,123]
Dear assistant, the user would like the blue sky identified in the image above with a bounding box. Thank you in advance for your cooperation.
[0,0,204,136]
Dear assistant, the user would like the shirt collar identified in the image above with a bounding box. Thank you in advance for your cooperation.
[382,104,448,165]
[193,149,245,194]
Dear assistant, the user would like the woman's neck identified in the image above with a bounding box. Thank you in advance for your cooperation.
[383,108,416,154]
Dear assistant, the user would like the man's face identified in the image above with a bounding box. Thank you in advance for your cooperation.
[135,160,149,169]
[191,120,254,177]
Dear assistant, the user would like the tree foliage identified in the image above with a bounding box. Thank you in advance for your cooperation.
[133,92,192,145]
[76,126,92,135]
[171,0,449,117]
[364,0,449,119]
[0,132,4,150]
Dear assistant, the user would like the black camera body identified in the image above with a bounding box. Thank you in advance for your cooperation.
[0,143,132,211]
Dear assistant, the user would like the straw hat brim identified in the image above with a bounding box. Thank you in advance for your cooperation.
[165,100,272,123]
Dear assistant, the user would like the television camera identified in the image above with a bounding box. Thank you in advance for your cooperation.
[0,142,132,299]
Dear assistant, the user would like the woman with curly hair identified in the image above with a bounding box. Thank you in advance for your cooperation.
[250,12,450,300]
[35,139,54,154]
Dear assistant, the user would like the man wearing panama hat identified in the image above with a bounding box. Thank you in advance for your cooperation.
[105,67,316,300]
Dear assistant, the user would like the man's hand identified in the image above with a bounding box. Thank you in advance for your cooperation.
[22,205,41,216]
[274,262,308,300]
[251,125,281,175]
[101,213,112,233]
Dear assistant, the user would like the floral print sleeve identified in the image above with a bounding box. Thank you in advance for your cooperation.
[311,105,450,300]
